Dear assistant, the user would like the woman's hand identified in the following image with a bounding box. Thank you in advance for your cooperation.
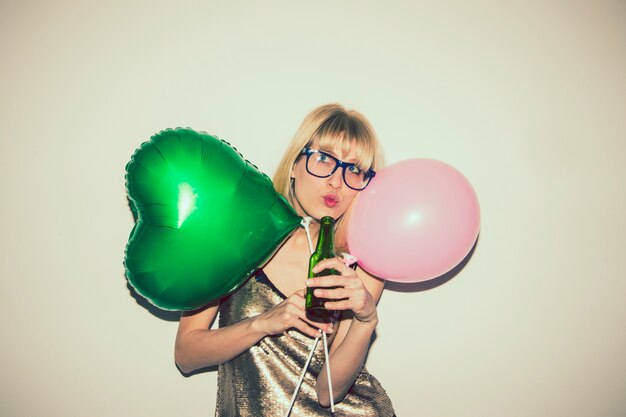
[306,258,379,324]
[253,289,334,338]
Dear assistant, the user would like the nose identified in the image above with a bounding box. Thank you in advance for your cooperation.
[327,167,343,189]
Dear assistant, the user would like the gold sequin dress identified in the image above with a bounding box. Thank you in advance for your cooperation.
[216,270,395,417]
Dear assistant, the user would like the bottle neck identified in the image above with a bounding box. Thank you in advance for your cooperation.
[315,216,335,255]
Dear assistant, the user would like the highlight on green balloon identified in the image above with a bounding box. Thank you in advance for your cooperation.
[124,128,301,311]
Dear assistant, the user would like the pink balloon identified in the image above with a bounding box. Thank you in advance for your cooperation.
[347,159,480,282]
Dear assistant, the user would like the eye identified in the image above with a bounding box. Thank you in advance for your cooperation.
[346,165,362,175]
[315,153,334,165]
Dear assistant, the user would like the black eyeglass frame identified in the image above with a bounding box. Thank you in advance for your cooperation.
[299,147,376,191]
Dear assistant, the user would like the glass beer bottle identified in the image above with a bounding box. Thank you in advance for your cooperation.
[305,216,339,321]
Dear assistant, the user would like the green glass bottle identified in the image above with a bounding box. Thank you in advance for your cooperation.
[305,216,339,322]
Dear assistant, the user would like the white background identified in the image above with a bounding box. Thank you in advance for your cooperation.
[1,1,625,416]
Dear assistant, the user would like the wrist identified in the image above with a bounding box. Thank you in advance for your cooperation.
[353,313,379,328]
[249,314,270,337]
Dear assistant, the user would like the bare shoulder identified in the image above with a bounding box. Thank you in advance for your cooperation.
[177,300,220,333]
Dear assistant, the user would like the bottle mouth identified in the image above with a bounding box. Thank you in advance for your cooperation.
[320,215,335,224]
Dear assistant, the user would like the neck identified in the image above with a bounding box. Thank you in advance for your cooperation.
[288,223,319,253]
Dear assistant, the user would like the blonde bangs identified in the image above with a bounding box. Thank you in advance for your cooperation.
[310,111,380,172]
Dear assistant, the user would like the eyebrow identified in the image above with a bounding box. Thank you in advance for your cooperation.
[318,147,357,163]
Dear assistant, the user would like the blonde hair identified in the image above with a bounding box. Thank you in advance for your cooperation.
[273,103,384,251]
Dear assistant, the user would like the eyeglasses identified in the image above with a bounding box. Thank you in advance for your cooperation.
[300,147,376,191]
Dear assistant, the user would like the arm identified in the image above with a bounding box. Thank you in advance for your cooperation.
[175,299,262,373]
[306,260,385,406]
[175,290,333,374]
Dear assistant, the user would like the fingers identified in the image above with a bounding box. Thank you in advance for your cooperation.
[312,258,353,276]
[289,313,332,336]
[306,274,360,289]
[293,319,324,338]
[311,286,350,300]
[278,303,326,337]
[324,296,376,323]
[306,277,376,322]
[283,293,333,334]
[323,299,352,311]
[286,291,305,306]
[297,309,334,334]
[320,287,369,311]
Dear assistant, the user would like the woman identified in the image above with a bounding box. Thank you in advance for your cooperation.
[175,104,395,416]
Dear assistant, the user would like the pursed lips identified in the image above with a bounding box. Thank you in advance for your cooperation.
[322,194,339,207]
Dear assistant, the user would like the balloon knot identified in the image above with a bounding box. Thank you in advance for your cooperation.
[300,216,313,228]
[341,253,358,267]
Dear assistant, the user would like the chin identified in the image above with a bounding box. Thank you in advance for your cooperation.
[296,198,346,221]
[315,207,346,221]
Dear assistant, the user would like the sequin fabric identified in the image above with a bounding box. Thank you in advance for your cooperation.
[216,270,395,417]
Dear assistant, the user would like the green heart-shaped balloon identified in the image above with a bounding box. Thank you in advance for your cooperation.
[124,128,301,311]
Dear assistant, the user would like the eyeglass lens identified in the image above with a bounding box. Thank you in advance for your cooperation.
[307,152,369,190]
